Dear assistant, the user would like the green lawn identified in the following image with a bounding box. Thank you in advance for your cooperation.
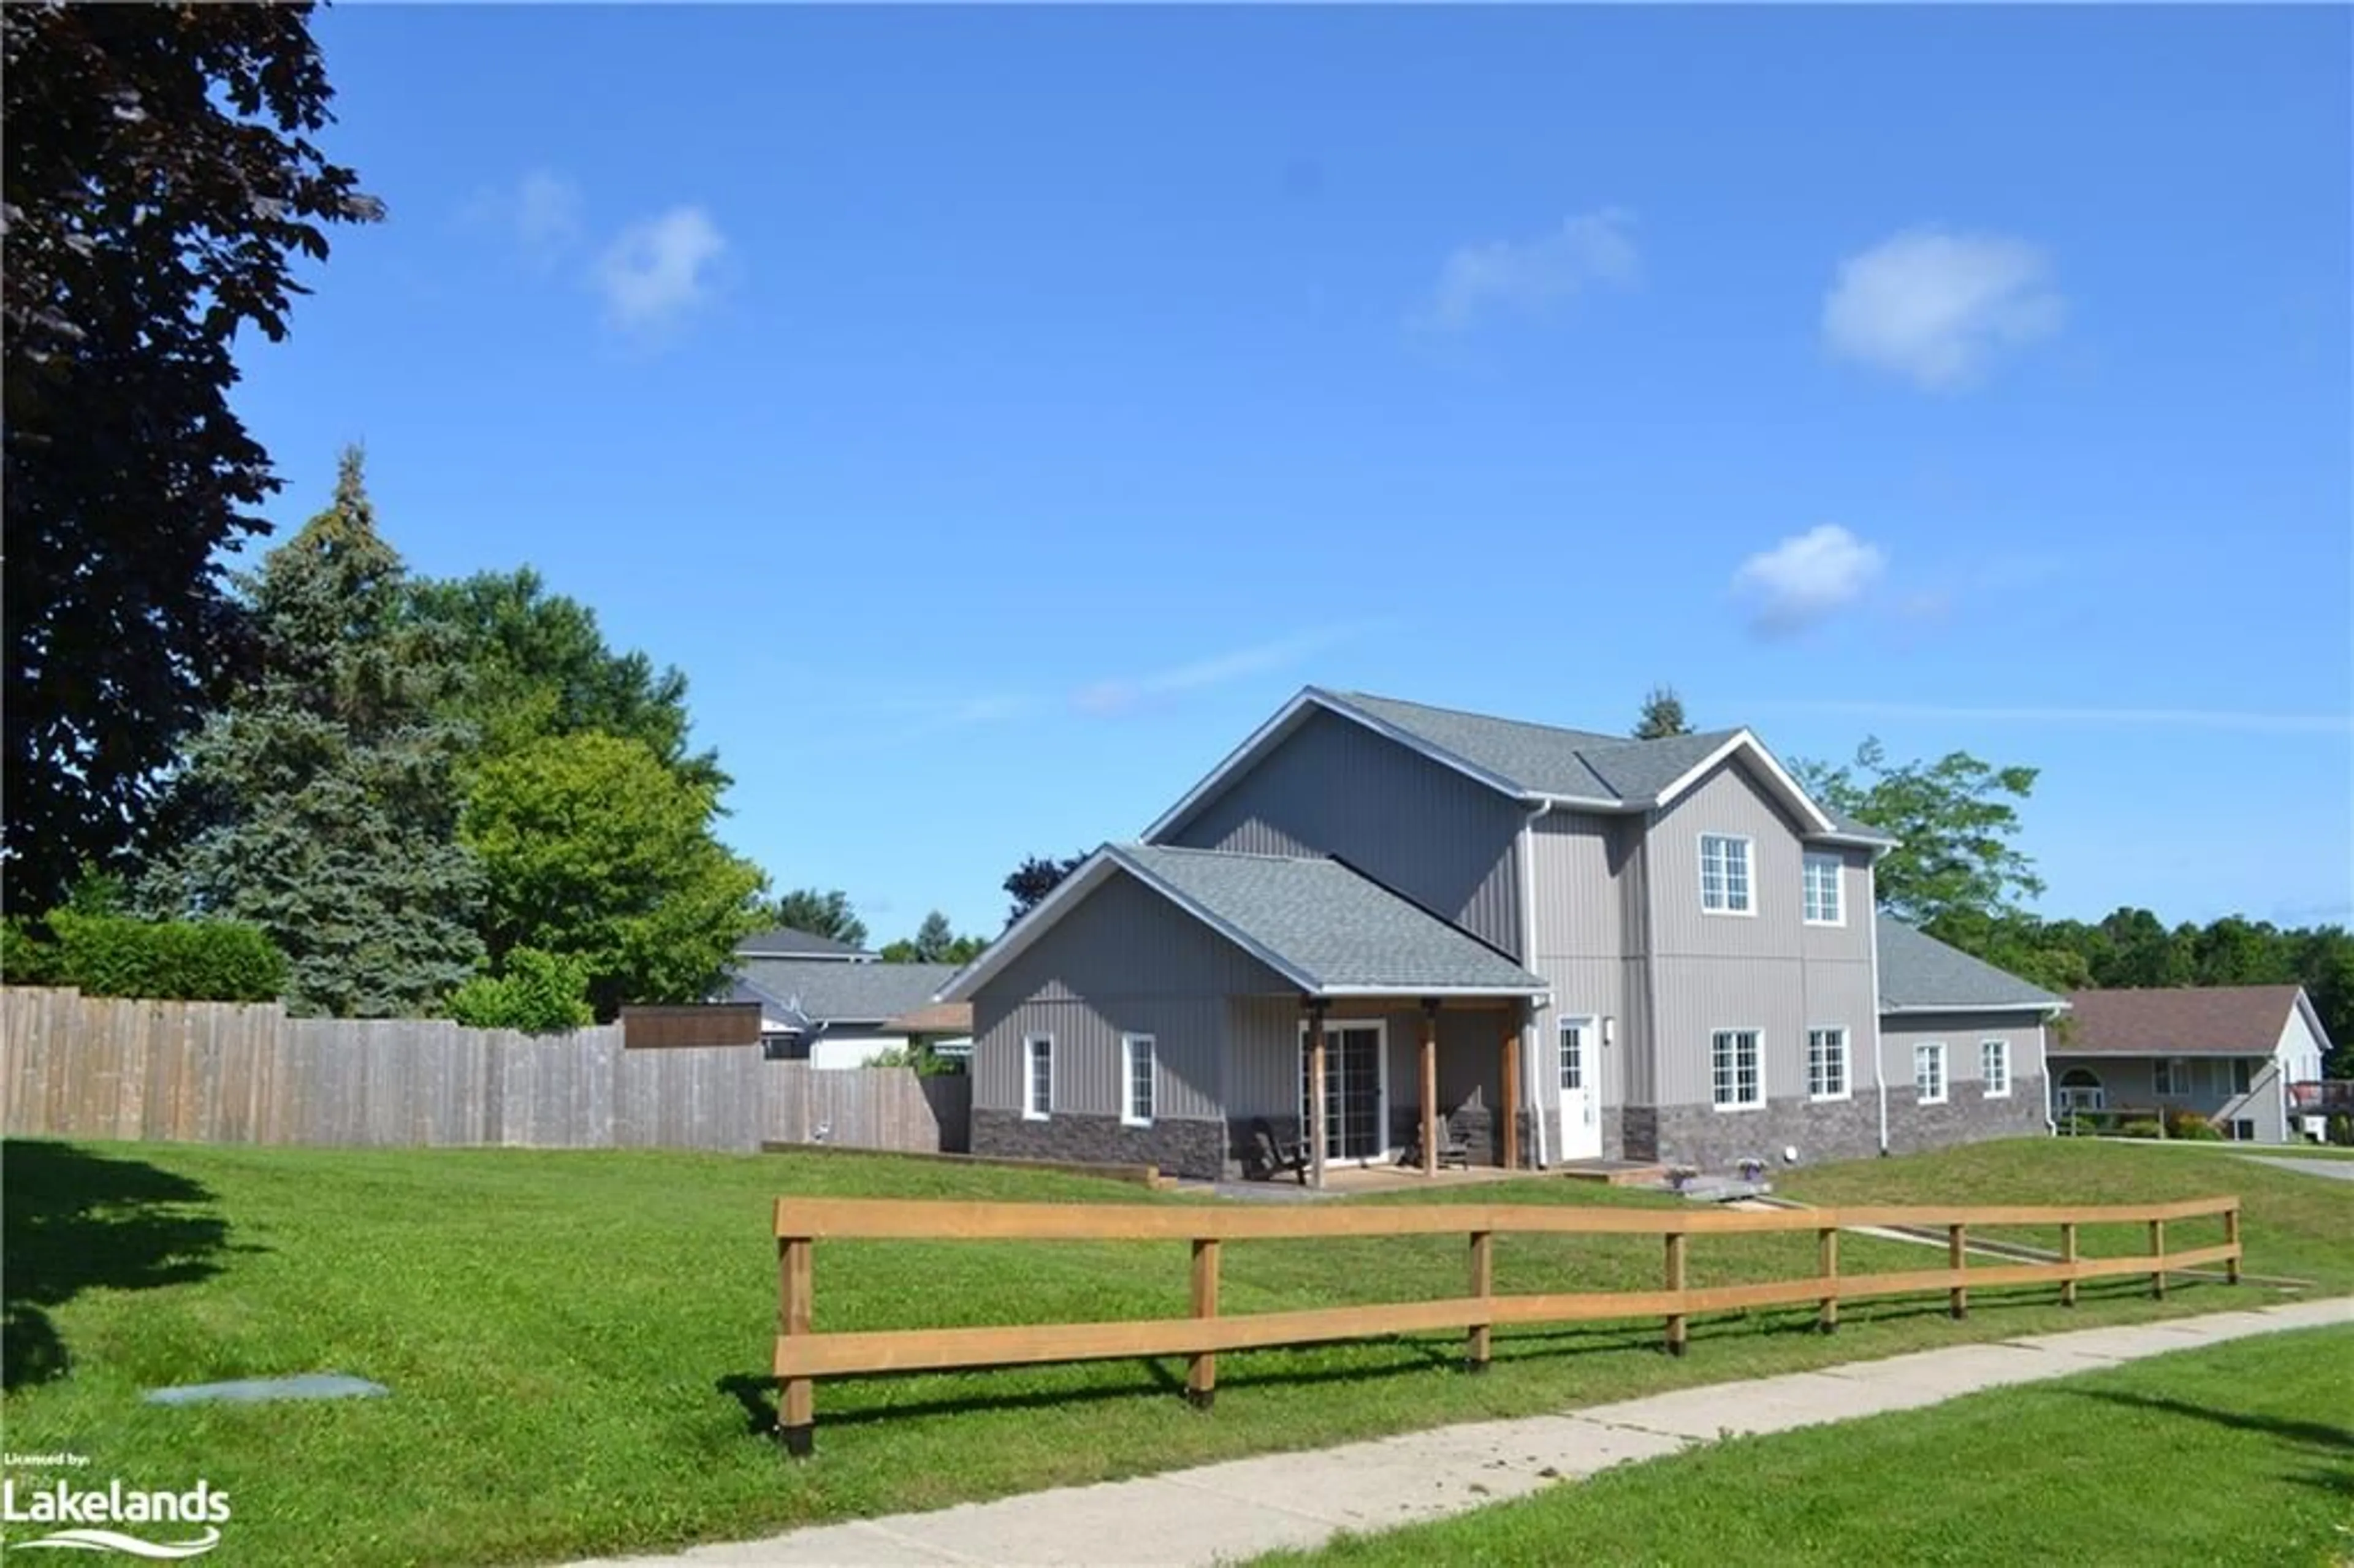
[2,1137,2345,1567]
[1251,1324,2354,1568]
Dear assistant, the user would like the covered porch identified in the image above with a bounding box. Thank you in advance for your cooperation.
[1283,994,1541,1189]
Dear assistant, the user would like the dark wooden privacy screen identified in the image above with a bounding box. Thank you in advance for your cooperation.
[619,1003,761,1050]
[771,1193,2242,1455]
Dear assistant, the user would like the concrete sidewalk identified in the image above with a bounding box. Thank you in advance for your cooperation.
[568,1296,2353,1568]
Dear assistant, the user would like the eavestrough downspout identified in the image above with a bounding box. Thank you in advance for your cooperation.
[2039,1014,2057,1135]
[1868,857,1890,1157]
[1519,798,1552,1170]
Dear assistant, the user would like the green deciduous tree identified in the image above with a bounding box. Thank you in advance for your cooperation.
[1632,686,1693,740]
[140,452,484,1016]
[4,2,381,912]
[1794,739,2044,936]
[409,568,724,793]
[763,889,867,950]
[463,732,766,1019]
[446,947,595,1033]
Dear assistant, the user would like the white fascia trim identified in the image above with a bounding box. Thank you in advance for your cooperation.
[1315,984,1550,999]
[1143,688,1529,843]
[1650,729,1838,836]
[935,850,1123,1002]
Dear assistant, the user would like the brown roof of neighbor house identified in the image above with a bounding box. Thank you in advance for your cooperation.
[884,1000,973,1035]
[2058,985,2306,1056]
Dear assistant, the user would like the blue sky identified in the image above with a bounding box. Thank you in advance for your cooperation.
[234,6,2352,943]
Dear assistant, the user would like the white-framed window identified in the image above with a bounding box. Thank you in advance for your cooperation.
[2154,1057,2187,1097]
[1914,1043,1948,1106]
[2229,1058,2254,1095]
[1711,1029,1762,1110]
[1023,1034,1053,1120]
[1558,1018,1587,1091]
[1981,1040,2011,1098]
[1121,1034,1156,1126]
[1699,834,1754,915]
[1806,1027,1849,1102]
[1802,852,1845,926]
[2229,1118,2256,1143]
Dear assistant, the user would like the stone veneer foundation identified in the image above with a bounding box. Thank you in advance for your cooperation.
[1624,1081,2048,1171]
[970,1108,1226,1181]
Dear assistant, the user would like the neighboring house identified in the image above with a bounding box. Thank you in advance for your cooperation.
[736,926,878,962]
[2047,984,2339,1143]
[939,687,2063,1182]
[723,940,956,1068]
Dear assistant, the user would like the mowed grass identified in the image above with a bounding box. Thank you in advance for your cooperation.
[2,1138,2345,1567]
[1252,1324,2354,1568]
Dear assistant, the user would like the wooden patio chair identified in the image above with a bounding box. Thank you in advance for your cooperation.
[1399,1113,1472,1171]
[1247,1118,1310,1185]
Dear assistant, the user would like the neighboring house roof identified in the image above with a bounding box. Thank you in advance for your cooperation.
[728,959,958,1026]
[1146,687,1894,847]
[2055,984,2318,1057]
[940,843,1550,1003]
[1875,919,2064,1015]
[735,927,876,961]
[885,1000,973,1035]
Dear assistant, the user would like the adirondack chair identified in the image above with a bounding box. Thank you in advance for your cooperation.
[1400,1113,1473,1171]
[1247,1118,1310,1184]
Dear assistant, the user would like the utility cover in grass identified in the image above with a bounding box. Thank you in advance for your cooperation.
[143,1374,389,1406]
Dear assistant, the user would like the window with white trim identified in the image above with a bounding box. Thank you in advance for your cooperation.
[1024,1035,1053,1119]
[2154,1057,2187,1097]
[1914,1042,1948,1105]
[1121,1034,1156,1126]
[1801,852,1844,926]
[1806,1027,1849,1101]
[1700,834,1754,915]
[1981,1040,2010,1098]
[2228,1119,2255,1143]
[1711,1029,1762,1109]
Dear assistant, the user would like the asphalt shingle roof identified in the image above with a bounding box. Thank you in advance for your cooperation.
[726,959,958,1023]
[1875,919,2061,1013]
[735,927,874,960]
[1115,843,1548,994]
[1327,690,1892,842]
[2057,986,2309,1057]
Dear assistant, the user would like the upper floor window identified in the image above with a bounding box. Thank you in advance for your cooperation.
[1712,1029,1762,1110]
[1802,852,1844,926]
[1024,1035,1053,1119]
[1121,1034,1156,1126]
[1981,1040,2011,1098]
[1700,834,1754,915]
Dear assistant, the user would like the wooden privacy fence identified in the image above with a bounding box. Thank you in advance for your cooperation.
[1,986,966,1155]
[769,1193,2243,1455]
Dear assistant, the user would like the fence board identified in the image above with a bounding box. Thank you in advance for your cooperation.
[0,987,959,1156]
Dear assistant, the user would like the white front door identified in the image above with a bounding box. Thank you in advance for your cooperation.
[1556,1016,1603,1162]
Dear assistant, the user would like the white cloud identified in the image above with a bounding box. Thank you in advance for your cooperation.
[465,170,583,265]
[1822,227,2064,390]
[595,206,727,332]
[1074,627,1365,717]
[1419,209,1639,332]
[1731,525,1887,638]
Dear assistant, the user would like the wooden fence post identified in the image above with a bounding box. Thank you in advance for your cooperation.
[2060,1222,2079,1307]
[1663,1231,1688,1357]
[1947,1223,1968,1319]
[779,1235,814,1456]
[1466,1229,1493,1371]
[2224,1203,2241,1287]
[1817,1226,1840,1334]
[2149,1218,2167,1300]
[1187,1238,1221,1409]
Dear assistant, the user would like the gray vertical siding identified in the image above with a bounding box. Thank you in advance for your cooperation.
[1222,1000,1509,1131]
[971,870,1290,1119]
[1157,708,1526,956]
[1880,1013,2049,1121]
[1648,758,1873,967]
[1527,810,1642,1114]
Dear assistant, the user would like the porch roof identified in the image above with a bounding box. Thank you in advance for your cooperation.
[938,843,1549,1003]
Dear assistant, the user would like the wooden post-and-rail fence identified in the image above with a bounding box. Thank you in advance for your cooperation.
[771,1193,2244,1455]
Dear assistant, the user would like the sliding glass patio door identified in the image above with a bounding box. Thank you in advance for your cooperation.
[1300,1022,1386,1162]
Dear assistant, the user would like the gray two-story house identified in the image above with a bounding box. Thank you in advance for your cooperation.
[939,688,2060,1182]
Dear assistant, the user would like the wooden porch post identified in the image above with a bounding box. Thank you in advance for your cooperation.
[1306,999,1328,1191]
[1501,1005,1522,1170]
[1420,1000,1441,1178]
